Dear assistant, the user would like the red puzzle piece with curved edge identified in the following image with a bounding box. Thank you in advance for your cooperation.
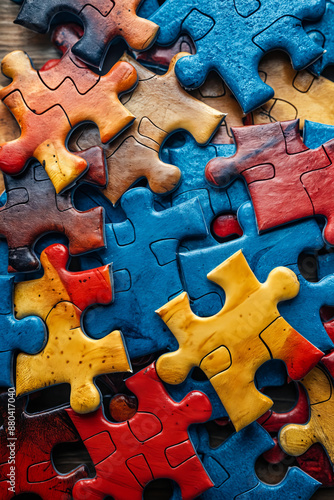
[67,362,213,500]
[212,213,243,241]
[0,394,88,499]
[0,31,137,193]
[206,119,334,245]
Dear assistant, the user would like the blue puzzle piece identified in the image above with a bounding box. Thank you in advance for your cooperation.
[166,359,287,421]
[180,202,332,351]
[150,0,325,113]
[196,422,320,499]
[138,0,160,18]
[82,187,207,357]
[317,251,334,280]
[305,0,334,75]
[0,275,46,386]
[74,185,127,225]
[303,119,334,149]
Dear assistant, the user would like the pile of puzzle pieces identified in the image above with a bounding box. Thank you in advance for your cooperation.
[1,0,334,498]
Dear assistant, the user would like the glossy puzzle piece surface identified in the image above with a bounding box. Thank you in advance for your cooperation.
[0,36,137,193]
[16,301,131,413]
[14,242,112,320]
[0,395,88,499]
[83,187,207,358]
[15,0,159,69]
[67,362,213,500]
[156,250,323,431]
[69,49,224,204]
[150,0,325,113]
[196,422,320,499]
[248,52,334,127]
[280,363,334,465]
[305,0,334,75]
[0,158,106,273]
[206,119,334,246]
[0,275,46,387]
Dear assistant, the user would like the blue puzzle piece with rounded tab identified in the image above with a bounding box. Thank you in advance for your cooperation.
[180,201,333,351]
[82,187,207,357]
[150,0,326,113]
[196,422,320,499]
[305,0,334,75]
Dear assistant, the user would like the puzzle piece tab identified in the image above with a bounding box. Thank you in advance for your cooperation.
[305,0,334,75]
[0,38,137,193]
[67,362,213,500]
[150,0,326,113]
[0,395,88,499]
[156,250,323,431]
[206,119,334,246]
[15,0,159,69]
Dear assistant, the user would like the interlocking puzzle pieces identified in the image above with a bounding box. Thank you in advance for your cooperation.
[305,0,334,75]
[0,155,107,273]
[67,362,213,500]
[206,119,334,246]
[279,359,334,467]
[15,0,159,69]
[156,250,323,431]
[150,0,326,113]
[69,48,224,205]
[196,422,320,499]
[0,394,88,499]
[0,275,46,387]
[248,52,334,127]
[0,41,137,194]
[83,187,208,359]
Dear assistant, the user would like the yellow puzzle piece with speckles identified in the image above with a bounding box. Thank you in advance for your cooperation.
[16,301,131,414]
[156,250,323,431]
[279,365,334,464]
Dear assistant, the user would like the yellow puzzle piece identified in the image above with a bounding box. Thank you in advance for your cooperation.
[279,365,334,464]
[156,251,323,431]
[16,301,131,414]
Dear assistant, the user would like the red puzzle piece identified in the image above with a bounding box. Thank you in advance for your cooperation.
[0,394,88,499]
[206,120,334,245]
[67,363,213,500]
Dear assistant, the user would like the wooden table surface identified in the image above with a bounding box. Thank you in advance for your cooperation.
[0,1,333,499]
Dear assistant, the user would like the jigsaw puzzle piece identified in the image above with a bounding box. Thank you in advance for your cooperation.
[280,363,334,465]
[150,0,326,113]
[303,119,334,149]
[295,443,334,487]
[83,187,207,358]
[197,422,320,499]
[67,362,213,500]
[15,0,159,69]
[156,250,323,431]
[138,0,161,18]
[0,394,88,499]
[16,301,131,413]
[248,52,334,127]
[305,0,334,75]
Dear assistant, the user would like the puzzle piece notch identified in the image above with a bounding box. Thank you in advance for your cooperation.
[0,394,88,499]
[156,250,323,431]
[67,362,213,500]
[15,0,159,69]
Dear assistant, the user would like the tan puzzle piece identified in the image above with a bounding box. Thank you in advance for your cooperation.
[279,365,334,463]
[16,301,131,414]
[69,52,224,204]
[156,250,322,431]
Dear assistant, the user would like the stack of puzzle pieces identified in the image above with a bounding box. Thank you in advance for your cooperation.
[1,0,334,498]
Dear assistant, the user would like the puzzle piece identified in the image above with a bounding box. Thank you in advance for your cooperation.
[303,119,334,149]
[156,250,323,431]
[196,422,320,499]
[15,0,159,69]
[69,48,224,204]
[150,0,325,113]
[82,187,207,358]
[14,242,112,320]
[67,362,213,500]
[138,0,161,18]
[0,394,88,499]
[248,52,334,127]
[279,363,334,466]
[0,275,46,387]
[16,301,131,413]
[206,119,334,246]
[0,156,107,273]
[296,443,334,487]
[305,0,334,75]
[0,37,137,193]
